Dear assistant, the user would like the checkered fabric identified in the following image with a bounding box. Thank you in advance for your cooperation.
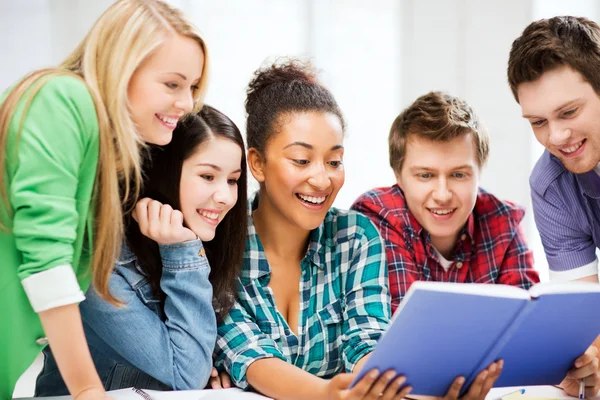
[352,184,540,313]
[214,194,391,390]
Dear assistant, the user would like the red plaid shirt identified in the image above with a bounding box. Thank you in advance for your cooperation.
[351,184,539,313]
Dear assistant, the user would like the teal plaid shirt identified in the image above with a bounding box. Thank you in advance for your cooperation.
[214,195,391,390]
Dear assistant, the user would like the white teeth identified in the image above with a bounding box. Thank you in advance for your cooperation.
[157,115,178,125]
[430,209,453,215]
[200,210,218,220]
[562,140,584,154]
[298,194,326,204]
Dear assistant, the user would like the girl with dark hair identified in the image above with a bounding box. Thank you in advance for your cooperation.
[212,60,408,400]
[36,105,247,394]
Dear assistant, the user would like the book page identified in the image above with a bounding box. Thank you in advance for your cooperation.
[139,388,272,400]
[529,282,600,298]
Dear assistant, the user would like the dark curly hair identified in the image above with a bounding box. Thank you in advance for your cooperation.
[245,58,346,153]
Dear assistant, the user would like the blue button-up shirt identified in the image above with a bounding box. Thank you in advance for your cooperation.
[530,150,600,279]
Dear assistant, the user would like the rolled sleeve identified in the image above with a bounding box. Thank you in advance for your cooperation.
[341,214,391,372]
[6,76,97,310]
[215,298,286,390]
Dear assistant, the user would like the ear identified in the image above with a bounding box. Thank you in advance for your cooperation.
[247,148,266,183]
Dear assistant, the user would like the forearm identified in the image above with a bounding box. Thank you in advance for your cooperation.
[575,274,599,283]
[353,353,371,373]
[246,358,328,400]
[39,303,104,398]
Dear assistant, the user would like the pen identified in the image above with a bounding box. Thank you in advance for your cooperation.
[579,378,585,399]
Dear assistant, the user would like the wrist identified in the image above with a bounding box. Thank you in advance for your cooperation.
[317,378,330,400]
[72,385,105,400]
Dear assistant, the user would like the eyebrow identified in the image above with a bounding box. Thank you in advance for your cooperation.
[196,163,242,174]
[410,165,474,171]
[522,98,582,118]
[164,72,188,81]
[283,142,344,151]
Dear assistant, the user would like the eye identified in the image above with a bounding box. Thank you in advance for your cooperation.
[562,108,577,117]
[191,84,199,92]
[293,159,309,165]
[531,119,546,127]
[418,173,432,179]
[227,178,239,186]
[200,174,214,182]
[328,160,343,168]
[453,172,466,179]
[165,82,178,90]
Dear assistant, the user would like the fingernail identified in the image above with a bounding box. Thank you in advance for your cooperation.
[498,360,504,369]
[396,376,407,386]
[489,365,496,373]
[457,377,465,384]
[370,369,379,378]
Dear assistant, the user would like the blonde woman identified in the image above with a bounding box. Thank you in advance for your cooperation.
[0,1,208,399]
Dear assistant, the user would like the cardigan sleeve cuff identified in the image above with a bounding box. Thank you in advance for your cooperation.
[21,264,85,312]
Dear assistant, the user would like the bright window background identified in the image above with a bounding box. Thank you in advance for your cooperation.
[3,1,599,396]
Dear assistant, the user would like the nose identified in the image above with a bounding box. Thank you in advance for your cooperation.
[307,164,331,190]
[432,178,452,203]
[213,181,236,208]
[175,90,194,113]
[548,123,572,146]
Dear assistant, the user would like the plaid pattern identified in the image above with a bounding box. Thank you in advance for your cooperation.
[214,194,391,390]
[351,185,539,313]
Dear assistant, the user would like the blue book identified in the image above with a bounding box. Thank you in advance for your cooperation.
[351,281,600,396]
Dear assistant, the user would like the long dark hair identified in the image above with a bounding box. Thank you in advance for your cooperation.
[125,105,248,320]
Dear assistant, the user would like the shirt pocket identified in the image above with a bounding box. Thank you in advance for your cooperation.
[117,263,164,318]
[303,299,343,375]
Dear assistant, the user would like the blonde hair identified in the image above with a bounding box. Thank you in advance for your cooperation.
[0,0,209,304]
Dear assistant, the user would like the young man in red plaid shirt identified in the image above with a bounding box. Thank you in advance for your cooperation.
[351,91,540,313]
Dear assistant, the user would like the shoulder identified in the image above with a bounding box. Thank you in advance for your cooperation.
[474,188,525,226]
[352,185,406,212]
[530,150,572,197]
[323,208,382,245]
[10,73,99,138]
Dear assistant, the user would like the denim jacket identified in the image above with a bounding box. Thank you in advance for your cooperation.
[35,239,217,395]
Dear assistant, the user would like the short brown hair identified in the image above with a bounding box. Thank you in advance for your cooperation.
[508,16,600,102]
[388,91,489,173]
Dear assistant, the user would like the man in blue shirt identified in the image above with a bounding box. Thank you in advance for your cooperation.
[508,15,600,397]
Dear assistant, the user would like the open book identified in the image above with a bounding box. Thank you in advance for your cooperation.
[351,281,600,396]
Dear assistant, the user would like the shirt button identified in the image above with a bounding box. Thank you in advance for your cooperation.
[36,337,49,346]
[455,262,464,269]
[460,233,467,241]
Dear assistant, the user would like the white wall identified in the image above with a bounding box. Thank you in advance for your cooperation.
[5,2,600,395]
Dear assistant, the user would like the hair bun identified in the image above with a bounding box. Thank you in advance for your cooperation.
[246,58,318,99]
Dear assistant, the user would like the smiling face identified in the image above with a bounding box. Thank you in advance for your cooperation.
[518,65,600,174]
[179,136,242,241]
[251,111,345,232]
[396,133,480,255]
[128,33,205,146]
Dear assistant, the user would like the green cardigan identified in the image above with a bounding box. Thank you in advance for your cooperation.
[0,75,99,399]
